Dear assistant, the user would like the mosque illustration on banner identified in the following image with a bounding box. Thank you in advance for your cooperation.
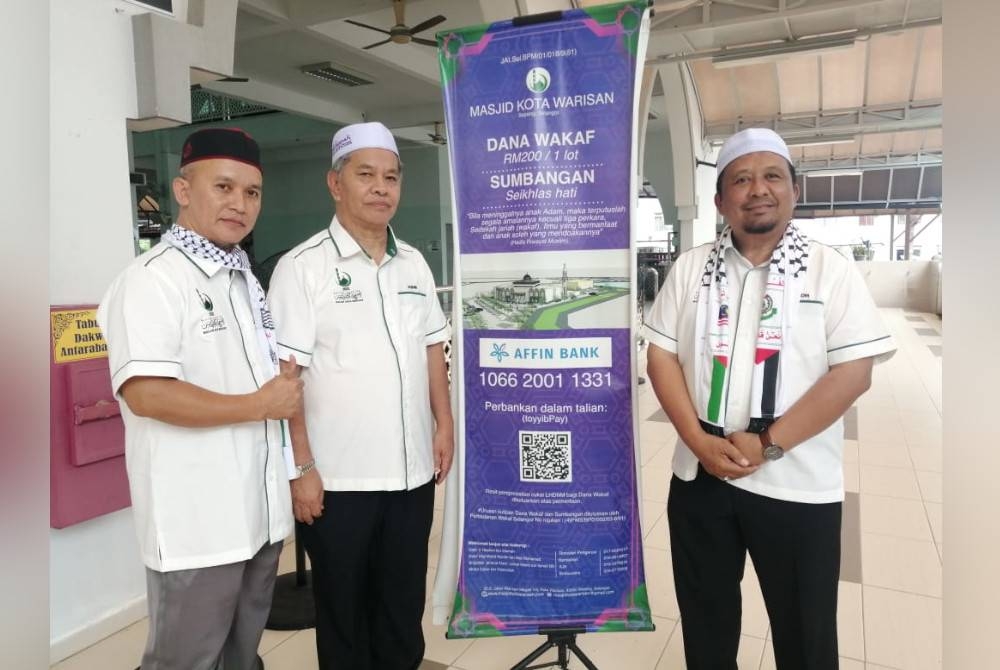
[461,252,629,331]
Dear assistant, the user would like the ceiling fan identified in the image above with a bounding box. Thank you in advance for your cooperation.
[345,0,446,50]
[427,121,447,145]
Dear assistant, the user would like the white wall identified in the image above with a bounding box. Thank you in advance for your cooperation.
[49,0,154,661]
[944,0,1000,664]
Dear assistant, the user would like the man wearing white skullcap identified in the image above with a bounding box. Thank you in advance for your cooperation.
[268,121,453,670]
[643,128,896,669]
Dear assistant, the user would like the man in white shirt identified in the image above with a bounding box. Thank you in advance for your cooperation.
[644,128,895,669]
[268,121,453,670]
[97,127,300,670]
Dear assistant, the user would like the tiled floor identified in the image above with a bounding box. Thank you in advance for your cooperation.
[53,308,942,670]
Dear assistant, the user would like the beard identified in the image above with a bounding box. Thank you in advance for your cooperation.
[741,219,780,235]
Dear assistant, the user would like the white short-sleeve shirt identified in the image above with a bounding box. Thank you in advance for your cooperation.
[97,243,293,572]
[267,217,451,492]
[643,240,896,503]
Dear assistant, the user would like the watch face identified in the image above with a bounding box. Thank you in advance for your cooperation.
[763,444,784,461]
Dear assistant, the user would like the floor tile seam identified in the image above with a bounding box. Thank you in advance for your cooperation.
[860,583,943,602]
[857,578,943,599]
[919,500,945,561]
[858,461,925,474]
[838,651,867,663]
[261,629,306,658]
[651,617,681,669]
[859,489,932,504]
[856,489,923,502]
[753,630,768,670]
[887,358,942,416]
[857,525,935,543]
[858,577,869,666]
[857,464,924,489]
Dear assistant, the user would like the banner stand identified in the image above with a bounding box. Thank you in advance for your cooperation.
[434,2,656,660]
[510,627,599,670]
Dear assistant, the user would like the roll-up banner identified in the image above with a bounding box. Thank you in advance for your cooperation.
[435,1,653,640]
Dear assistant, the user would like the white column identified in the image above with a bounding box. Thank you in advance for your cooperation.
[655,63,717,251]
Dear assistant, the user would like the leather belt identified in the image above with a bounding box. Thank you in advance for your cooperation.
[698,417,776,437]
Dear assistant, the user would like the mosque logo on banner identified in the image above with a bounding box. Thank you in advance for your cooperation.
[525,67,551,94]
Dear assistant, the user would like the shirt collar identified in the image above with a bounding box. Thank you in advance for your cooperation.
[171,242,228,277]
[327,216,399,261]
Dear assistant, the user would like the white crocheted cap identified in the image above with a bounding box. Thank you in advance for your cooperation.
[716,128,791,176]
[331,121,399,165]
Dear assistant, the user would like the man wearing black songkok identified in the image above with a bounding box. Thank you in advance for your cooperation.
[98,127,301,670]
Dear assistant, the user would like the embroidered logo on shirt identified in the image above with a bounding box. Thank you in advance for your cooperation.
[196,289,214,314]
[334,267,364,304]
[195,288,227,334]
[200,315,227,335]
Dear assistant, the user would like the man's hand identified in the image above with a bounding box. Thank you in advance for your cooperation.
[256,354,304,420]
[689,431,758,480]
[291,467,324,524]
[433,424,454,485]
[727,431,765,468]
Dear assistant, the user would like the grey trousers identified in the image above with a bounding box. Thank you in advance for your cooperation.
[140,541,282,670]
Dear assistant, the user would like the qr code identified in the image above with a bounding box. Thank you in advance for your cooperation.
[519,431,572,482]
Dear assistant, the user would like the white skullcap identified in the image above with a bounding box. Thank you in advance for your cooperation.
[331,121,399,166]
[716,128,791,176]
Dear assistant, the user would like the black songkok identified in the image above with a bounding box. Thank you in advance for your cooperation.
[180,127,262,172]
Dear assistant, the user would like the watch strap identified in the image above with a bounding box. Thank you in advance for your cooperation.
[760,426,775,450]
[294,458,316,478]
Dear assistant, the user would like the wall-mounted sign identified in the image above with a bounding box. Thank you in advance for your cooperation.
[51,308,108,363]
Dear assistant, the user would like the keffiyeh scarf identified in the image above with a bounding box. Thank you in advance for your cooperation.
[694,223,810,428]
[163,225,278,374]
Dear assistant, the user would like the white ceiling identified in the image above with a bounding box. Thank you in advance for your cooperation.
[207,0,942,168]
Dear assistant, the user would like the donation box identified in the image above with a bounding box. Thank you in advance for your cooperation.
[50,305,131,528]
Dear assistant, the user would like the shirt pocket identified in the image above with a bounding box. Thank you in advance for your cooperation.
[397,288,429,339]
[788,300,829,381]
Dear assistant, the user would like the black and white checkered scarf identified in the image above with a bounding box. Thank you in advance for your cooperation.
[163,225,278,372]
[694,222,810,427]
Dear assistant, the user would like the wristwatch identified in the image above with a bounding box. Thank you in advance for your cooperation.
[294,458,316,478]
[759,427,785,461]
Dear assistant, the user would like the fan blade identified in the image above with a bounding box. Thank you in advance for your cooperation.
[344,19,391,35]
[412,36,438,47]
[219,76,249,83]
[409,15,446,35]
[362,38,393,49]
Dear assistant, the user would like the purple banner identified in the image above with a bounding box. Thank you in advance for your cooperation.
[439,1,653,639]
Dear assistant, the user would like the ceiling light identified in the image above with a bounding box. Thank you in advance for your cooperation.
[300,62,373,87]
[712,36,856,68]
[785,134,857,147]
[805,169,863,177]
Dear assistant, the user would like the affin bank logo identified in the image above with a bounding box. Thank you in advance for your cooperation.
[525,67,551,94]
[489,343,510,364]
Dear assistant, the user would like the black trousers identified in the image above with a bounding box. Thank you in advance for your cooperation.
[299,481,435,670]
[667,467,842,670]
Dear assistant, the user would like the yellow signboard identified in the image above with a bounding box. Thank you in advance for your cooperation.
[51,308,108,363]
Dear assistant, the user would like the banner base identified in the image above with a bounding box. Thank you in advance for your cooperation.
[510,630,600,670]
